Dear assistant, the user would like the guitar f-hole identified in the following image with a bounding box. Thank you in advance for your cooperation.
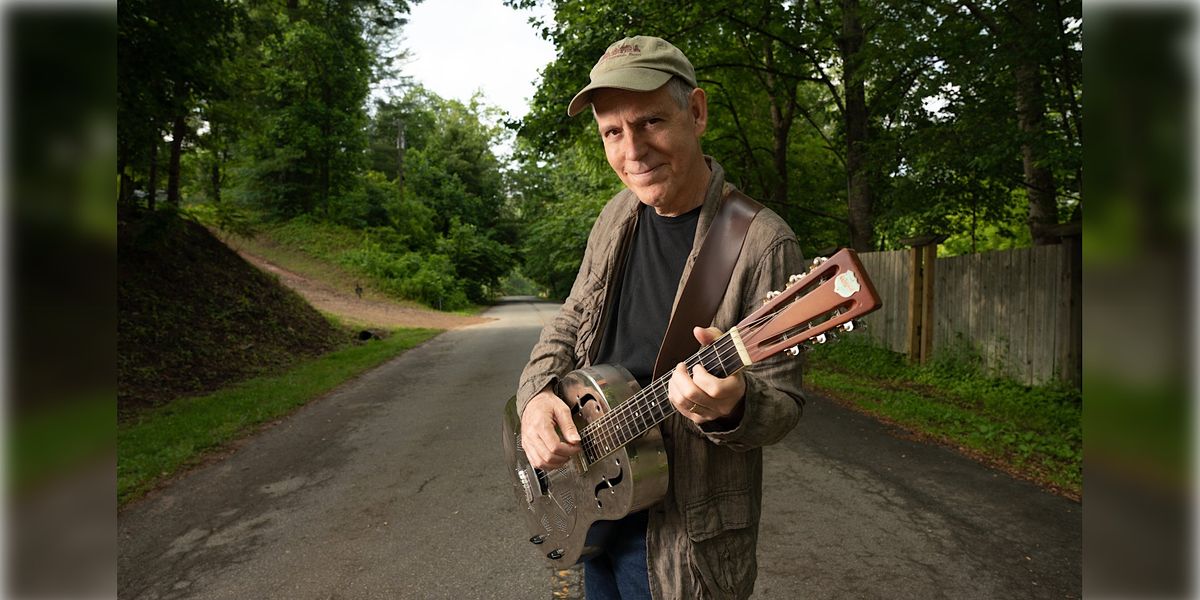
[593,458,625,508]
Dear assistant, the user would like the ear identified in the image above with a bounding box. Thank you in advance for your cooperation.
[689,87,708,137]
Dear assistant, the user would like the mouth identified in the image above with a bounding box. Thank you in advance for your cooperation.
[626,165,662,178]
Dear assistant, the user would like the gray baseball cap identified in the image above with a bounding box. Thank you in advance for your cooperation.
[567,35,697,117]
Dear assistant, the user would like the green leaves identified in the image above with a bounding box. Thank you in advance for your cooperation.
[511,0,1081,254]
[509,139,618,298]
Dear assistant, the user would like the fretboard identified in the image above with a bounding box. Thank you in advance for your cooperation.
[580,331,747,464]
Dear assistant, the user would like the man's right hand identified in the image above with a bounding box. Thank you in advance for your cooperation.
[520,385,582,470]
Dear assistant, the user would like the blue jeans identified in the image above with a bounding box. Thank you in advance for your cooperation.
[583,510,652,600]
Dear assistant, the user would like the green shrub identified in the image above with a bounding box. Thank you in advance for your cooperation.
[338,242,468,310]
[400,253,468,310]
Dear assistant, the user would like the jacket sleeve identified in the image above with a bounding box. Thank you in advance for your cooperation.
[700,236,807,451]
[515,206,613,416]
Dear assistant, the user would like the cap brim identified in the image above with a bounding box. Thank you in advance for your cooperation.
[566,68,674,116]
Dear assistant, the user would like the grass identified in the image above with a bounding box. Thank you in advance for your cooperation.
[805,337,1082,498]
[118,327,441,505]
[217,225,409,305]
[217,222,489,315]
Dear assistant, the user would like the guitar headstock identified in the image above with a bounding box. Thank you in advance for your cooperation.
[735,248,882,363]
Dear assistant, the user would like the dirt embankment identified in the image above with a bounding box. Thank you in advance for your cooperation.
[236,251,491,331]
[119,216,345,414]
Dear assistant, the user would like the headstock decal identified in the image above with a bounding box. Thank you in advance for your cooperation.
[834,270,860,299]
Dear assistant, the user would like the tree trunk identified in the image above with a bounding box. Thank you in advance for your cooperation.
[320,62,333,217]
[166,113,186,206]
[210,121,222,203]
[963,0,1060,245]
[396,119,406,195]
[147,135,159,212]
[841,0,874,251]
[1014,58,1058,244]
[210,161,221,204]
[118,154,133,211]
[763,43,792,206]
[1011,0,1059,245]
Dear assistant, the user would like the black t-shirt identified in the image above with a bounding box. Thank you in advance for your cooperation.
[594,202,701,387]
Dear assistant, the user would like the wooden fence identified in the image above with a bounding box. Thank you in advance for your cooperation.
[856,244,1080,386]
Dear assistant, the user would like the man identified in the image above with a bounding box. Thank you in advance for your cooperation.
[516,36,806,599]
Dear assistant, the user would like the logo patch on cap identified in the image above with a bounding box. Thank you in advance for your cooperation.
[600,43,641,62]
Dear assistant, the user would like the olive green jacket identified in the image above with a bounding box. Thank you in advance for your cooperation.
[516,158,806,599]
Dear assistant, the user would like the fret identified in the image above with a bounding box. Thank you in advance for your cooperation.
[719,340,745,376]
[580,332,752,464]
[699,347,724,378]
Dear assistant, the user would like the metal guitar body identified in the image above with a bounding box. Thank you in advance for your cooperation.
[501,364,670,567]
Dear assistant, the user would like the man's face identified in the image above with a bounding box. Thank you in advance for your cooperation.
[591,85,708,216]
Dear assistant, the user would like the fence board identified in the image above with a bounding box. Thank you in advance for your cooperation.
[858,250,908,353]
[857,245,1075,386]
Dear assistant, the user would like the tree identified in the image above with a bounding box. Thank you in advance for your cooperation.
[945,0,1082,244]
[118,0,239,208]
[245,3,372,218]
[377,87,510,233]
[512,0,935,252]
[508,139,620,298]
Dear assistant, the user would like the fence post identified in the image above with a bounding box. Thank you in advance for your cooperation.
[921,243,937,363]
[901,234,947,364]
[1055,224,1082,387]
[906,246,922,360]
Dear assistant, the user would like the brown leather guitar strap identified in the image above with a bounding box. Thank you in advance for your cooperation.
[651,189,763,378]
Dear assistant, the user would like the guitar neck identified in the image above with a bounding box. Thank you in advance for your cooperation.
[579,330,748,465]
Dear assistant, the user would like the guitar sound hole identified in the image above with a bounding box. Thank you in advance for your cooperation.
[579,393,604,418]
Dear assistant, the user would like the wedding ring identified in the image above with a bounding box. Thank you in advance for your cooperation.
[690,401,699,412]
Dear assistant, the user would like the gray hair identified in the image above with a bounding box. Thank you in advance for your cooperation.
[664,76,695,110]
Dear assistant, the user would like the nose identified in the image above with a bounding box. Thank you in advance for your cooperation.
[619,127,647,162]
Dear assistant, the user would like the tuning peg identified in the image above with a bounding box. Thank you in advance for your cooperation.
[811,257,828,266]
[785,345,801,356]
[765,290,781,301]
[841,321,855,332]
[815,333,827,344]
[787,274,803,286]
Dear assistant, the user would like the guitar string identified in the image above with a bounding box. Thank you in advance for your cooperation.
[587,328,748,448]
[580,342,721,460]
[581,299,845,462]
[580,311,793,460]
[585,320,759,439]
[587,336,735,444]
[579,267,855,461]
[587,339,742,460]
[580,263,848,454]
[582,335,745,460]
[584,310,803,461]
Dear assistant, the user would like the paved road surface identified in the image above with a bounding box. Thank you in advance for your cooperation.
[118,298,1080,599]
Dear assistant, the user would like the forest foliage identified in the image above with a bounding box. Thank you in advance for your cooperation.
[118,0,1081,302]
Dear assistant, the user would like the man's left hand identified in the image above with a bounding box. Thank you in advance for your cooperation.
[669,326,746,426]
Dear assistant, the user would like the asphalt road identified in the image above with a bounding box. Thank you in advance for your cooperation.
[118,298,1080,599]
